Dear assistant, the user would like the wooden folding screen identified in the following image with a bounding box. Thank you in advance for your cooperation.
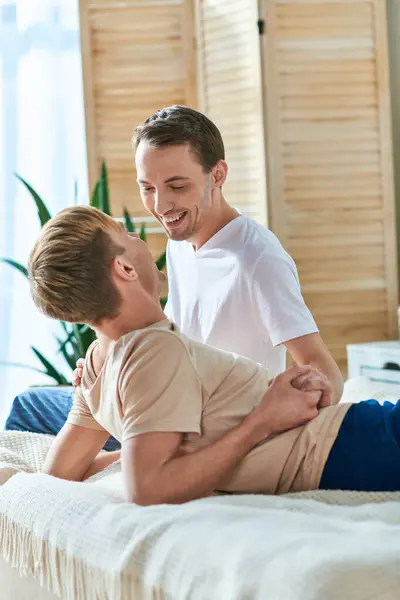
[194,0,268,224]
[258,0,398,371]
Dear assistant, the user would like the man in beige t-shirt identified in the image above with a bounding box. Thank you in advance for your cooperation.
[28,206,400,504]
[66,319,347,497]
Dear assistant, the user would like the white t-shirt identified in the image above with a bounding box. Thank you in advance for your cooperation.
[164,215,318,376]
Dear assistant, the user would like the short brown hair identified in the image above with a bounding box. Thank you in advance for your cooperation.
[29,206,124,324]
[133,105,225,172]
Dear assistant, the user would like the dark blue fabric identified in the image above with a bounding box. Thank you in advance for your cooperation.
[5,387,120,452]
[320,399,400,491]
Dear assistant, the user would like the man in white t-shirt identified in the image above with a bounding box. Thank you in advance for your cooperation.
[131,105,343,400]
[6,106,342,443]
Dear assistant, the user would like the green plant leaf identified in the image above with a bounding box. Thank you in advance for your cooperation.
[160,296,168,309]
[156,252,167,272]
[78,325,96,353]
[123,208,135,233]
[72,324,85,358]
[0,258,28,278]
[57,328,76,355]
[79,324,91,333]
[15,174,52,227]
[60,321,69,334]
[139,223,146,242]
[31,346,69,385]
[90,181,100,209]
[99,162,111,216]
[58,323,94,364]
[59,322,80,355]
[56,337,78,372]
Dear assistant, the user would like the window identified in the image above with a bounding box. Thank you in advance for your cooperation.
[0,0,87,424]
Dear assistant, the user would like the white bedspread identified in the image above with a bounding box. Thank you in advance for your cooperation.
[1,431,400,600]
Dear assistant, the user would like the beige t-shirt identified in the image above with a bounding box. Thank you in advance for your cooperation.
[67,319,351,494]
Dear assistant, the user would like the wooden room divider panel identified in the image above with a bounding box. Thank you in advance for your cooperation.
[260,0,398,371]
[194,0,268,224]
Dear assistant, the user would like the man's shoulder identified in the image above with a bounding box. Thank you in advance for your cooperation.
[109,326,199,397]
[237,217,295,270]
[111,324,188,369]
[240,216,282,249]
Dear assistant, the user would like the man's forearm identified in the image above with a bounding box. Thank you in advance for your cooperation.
[83,450,121,480]
[309,356,343,404]
[286,334,343,405]
[125,415,265,505]
[42,424,109,481]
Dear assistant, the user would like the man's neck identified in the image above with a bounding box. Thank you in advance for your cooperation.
[190,196,240,251]
[89,297,165,377]
[95,300,166,344]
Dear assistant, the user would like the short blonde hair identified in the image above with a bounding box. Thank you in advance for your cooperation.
[29,206,124,324]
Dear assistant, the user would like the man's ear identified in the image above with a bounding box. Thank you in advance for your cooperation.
[113,257,138,282]
[211,160,228,189]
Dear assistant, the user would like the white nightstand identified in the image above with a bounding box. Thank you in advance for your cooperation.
[347,341,400,391]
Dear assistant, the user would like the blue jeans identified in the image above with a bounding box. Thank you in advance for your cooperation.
[5,387,120,452]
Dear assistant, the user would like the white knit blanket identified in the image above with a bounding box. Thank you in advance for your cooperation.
[2,431,400,600]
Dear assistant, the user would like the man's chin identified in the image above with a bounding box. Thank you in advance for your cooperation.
[161,222,193,242]
[167,230,192,242]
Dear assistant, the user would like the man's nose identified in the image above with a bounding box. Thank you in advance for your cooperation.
[154,191,173,216]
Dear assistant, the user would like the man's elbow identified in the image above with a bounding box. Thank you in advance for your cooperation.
[42,469,83,482]
[126,489,163,506]
[42,461,85,482]
[129,494,156,507]
[125,480,164,506]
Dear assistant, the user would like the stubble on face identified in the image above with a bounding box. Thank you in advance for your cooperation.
[167,180,211,243]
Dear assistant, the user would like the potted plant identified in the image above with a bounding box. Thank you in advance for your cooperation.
[1,162,167,385]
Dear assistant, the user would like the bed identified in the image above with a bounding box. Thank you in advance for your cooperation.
[2,428,400,600]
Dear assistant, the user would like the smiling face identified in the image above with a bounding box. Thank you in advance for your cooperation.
[135,142,213,242]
